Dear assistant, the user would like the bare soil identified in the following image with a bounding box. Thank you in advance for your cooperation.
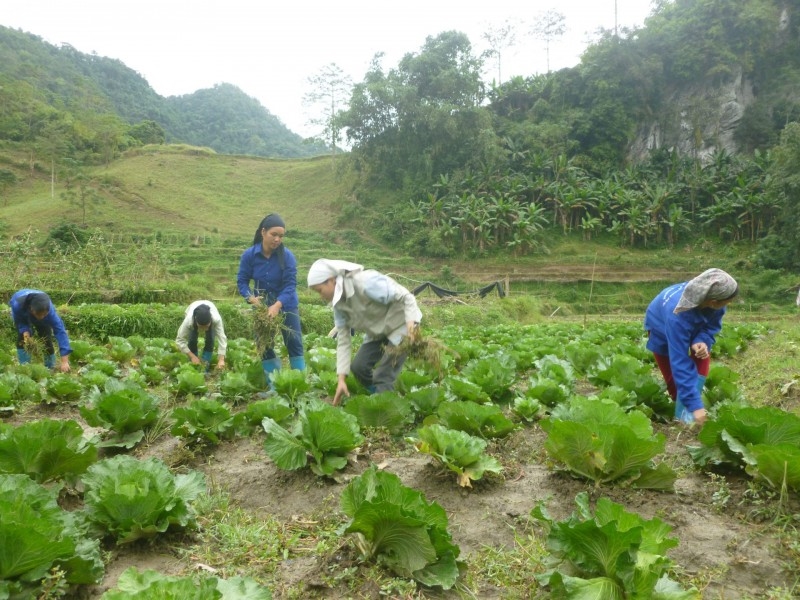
[81,416,796,600]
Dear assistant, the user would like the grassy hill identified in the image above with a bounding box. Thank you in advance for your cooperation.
[1,144,794,314]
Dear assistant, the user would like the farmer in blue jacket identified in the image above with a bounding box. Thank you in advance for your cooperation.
[9,289,72,372]
[644,268,738,425]
[237,213,305,385]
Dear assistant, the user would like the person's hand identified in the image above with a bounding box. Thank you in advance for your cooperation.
[691,342,709,359]
[189,353,201,365]
[692,407,708,425]
[267,302,282,318]
[333,378,350,406]
[22,331,31,341]
[59,356,71,373]
[247,296,261,306]
[217,357,225,369]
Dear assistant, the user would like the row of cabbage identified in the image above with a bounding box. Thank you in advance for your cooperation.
[2,319,797,598]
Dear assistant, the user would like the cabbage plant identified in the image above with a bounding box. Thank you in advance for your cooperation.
[0,474,104,596]
[543,396,676,490]
[412,424,503,488]
[262,399,363,477]
[170,398,236,445]
[689,404,800,492]
[80,379,161,448]
[531,492,699,599]
[340,465,461,590]
[81,455,206,544]
[0,419,98,483]
[342,391,413,434]
[435,400,516,439]
[100,567,272,599]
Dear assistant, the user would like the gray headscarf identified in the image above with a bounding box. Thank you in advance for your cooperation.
[674,268,738,314]
[307,259,364,306]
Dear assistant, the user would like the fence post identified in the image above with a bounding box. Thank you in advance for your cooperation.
[504,274,510,297]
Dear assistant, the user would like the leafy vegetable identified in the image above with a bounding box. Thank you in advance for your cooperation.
[512,395,542,423]
[219,371,257,402]
[435,400,517,439]
[412,424,503,487]
[406,385,447,419]
[262,399,363,477]
[461,352,517,401]
[233,397,294,435]
[688,404,800,491]
[171,398,237,445]
[531,492,698,599]
[342,391,414,434]
[172,364,208,396]
[81,455,206,544]
[100,567,272,599]
[45,373,84,402]
[80,379,161,448]
[0,418,98,483]
[0,372,42,405]
[271,368,310,401]
[0,474,104,596]
[108,336,136,363]
[340,465,461,589]
[543,397,676,490]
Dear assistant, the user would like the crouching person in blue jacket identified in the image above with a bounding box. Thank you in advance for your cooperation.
[9,289,72,372]
[644,268,738,425]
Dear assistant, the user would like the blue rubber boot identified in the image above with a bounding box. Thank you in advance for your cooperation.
[16,348,31,365]
[44,354,56,369]
[289,356,306,371]
[261,358,282,391]
[202,351,213,372]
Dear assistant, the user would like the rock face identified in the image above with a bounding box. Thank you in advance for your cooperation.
[628,68,755,164]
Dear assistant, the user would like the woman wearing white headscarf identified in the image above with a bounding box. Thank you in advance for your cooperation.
[644,268,739,425]
[308,259,422,405]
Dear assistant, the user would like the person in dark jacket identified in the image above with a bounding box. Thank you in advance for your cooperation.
[9,289,72,372]
[644,268,738,425]
[237,213,305,386]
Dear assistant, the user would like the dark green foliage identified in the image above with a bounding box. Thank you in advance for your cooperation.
[0,25,325,158]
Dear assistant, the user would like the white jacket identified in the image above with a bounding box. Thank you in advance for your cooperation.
[175,300,227,356]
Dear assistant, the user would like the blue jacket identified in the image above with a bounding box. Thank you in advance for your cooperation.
[236,244,299,311]
[9,289,72,356]
[644,282,726,411]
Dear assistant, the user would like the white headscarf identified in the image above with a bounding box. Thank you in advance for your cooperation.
[674,268,738,314]
[307,259,364,306]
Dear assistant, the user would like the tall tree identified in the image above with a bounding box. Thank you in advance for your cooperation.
[303,63,352,155]
[530,10,567,73]
[342,32,491,188]
[482,19,518,84]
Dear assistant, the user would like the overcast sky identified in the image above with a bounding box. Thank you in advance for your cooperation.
[3,1,655,138]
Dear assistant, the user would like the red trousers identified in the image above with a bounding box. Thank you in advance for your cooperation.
[653,352,710,401]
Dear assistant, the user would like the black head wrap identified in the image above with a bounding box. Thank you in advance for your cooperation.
[24,292,51,315]
[253,214,286,245]
[253,213,286,269]
[192,303,212,327]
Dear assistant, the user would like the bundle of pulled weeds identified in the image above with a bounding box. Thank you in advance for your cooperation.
[252,306,286,357]
[386,328,454,374]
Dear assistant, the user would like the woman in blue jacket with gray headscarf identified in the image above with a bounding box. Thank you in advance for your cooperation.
[644,268,738,425]
[237,214,305,384]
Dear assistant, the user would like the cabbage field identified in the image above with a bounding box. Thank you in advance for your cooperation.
[1,316,799,599]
